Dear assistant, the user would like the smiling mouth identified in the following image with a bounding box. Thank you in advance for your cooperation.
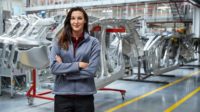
[74,26,80,28]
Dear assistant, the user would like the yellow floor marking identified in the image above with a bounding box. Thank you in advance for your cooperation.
[164,86,200,112]
[105,70,200,112]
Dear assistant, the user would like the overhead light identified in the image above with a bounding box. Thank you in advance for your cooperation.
[102,10,112,13]
[157,6,170,10]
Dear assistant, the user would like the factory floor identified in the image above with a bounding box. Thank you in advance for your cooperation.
[0,63,200,112]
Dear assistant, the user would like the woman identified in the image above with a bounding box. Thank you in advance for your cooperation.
[49,7,100,112]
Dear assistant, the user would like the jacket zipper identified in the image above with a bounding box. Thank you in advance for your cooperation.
[73,38,87,58]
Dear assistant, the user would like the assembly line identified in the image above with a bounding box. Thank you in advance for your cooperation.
[0,0,200,112]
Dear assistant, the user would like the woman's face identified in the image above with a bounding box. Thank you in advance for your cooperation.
[70,11,85,33]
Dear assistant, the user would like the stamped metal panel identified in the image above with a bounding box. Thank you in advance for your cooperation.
[18,45,49,69]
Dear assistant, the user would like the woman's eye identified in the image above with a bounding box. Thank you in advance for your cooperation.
[71,17,83,20]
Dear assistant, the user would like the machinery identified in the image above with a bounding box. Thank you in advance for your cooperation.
[0,14,199,104]
[0,14,55,97]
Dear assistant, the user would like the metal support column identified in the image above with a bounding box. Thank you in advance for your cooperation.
[0,0,3,96]
[10,75,14,98]
[0,0,3,35]
[193,7,200,38]
[142,2,148,35]
[192,6,200,61]
[0,77,2,95]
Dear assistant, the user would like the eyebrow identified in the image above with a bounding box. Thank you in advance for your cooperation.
[71,16,83,18]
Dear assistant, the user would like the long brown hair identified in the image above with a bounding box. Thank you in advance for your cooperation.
[58,7,89,49]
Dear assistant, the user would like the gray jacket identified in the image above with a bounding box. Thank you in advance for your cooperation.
[49,32,100,95]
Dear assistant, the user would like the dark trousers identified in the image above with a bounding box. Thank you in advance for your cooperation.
[54,95,94,112]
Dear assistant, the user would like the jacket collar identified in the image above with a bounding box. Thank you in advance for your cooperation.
[83,32,90,40]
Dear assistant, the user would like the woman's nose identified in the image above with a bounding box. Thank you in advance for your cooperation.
[74,19,78,23]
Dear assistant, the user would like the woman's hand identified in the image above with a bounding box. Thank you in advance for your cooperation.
[79,62,89,69]
[55,55,62,64]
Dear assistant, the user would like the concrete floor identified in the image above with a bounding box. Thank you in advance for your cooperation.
[0,65,200,112]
